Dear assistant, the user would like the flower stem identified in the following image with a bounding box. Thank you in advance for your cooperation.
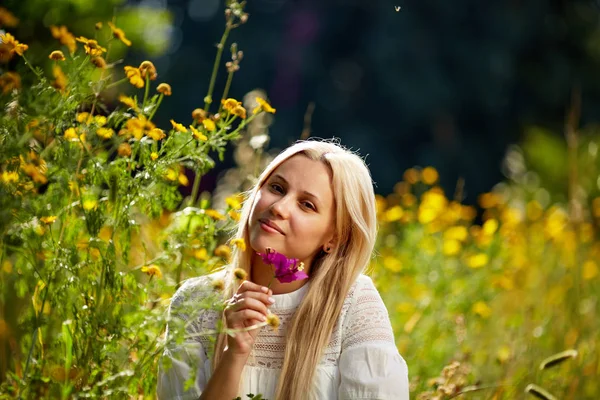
[105,77,128,89]
[21,54,43,80]
[204,21,232,112]
[148,94,164,122]
[218,70,235,114]
[142,75,151,109]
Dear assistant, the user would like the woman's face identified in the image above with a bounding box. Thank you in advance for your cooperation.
[248,154,336,264]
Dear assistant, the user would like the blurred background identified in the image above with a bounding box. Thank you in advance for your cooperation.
[7,0,600,204]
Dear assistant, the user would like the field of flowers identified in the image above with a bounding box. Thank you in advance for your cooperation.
[1,2,599,399]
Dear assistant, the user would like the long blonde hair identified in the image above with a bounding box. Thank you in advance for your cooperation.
[211,139,378,399]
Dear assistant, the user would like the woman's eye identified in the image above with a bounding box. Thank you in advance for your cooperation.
[302,201,315,210]
[270,183,284,193]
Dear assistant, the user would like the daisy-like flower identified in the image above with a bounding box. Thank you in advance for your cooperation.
[96,127,114,140]
[230,238,246,251]
[117,143,132,157]
[202,119,216,132]
[211,278,225,291]
[50,25,76,54]
[0,71,20,94]
[150,152,159,161]
[205,209,226,220]
[222,98,241,112]
[124,66,144,88]
[231,105,246,119]
[192,108,207,122]
[91,57,106,69]
[0,33,28,56]
[170,119,187,133]
[141,264,162,278]
[82,199,98,211]
[157,83,172,96]
[258,248,308,284]
[108,21,132,46]
[190,125,207,141]
[233,268,247,281]
[214,244,231,259]
[118,95,137,110]
[40,216,57,224]
[49,50,65,61]
[75,36,106,57]
[265,313,280,331]
[252,97,276,115]
[52,65,67,92]
[146,128,166,141]
[139,61,157,80]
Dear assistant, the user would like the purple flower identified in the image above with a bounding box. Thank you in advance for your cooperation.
[257,248,308,284]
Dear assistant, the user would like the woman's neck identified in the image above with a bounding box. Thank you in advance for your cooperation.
[249,253,310,295]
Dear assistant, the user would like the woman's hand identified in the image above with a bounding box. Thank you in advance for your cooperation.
[223,280,274,358]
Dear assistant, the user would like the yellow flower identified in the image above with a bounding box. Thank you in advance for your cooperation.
[192,108,207,121]
[64,127,79,141]
[150,152,159,161]
[190,125,207,141]
[95,22,103,30]
[96,127,114,140]
[0,33,28,56]
[139,61,157,80]
[122,115,155,140]
[40,216,57,224]
[266,313,280,331]
[52,65,67,93]
[442,239,461,256]
[76,112,92,124]
[170,120,187,133]
[228,210,240,221]
[157,83,172,96]
[467,253,488,269]
[178,171,189,186]
[478,192,503,209]
[211,278,225,291]
[193,248,208,260]
[383,206,404,222]
[231,105,247,119]
[205,209,226,220]
[403,168,420,184]
[230,238,246,251]
[444,226,468,242]
[82,199,98,211]
[214,244,232,259]
[50,25,76,54]
[0,71,21,94]
[75,36,106,57]
[124,66,144,88]
[383,256,402,272]
[422,166,439,185]
[91,57,107,69]
[94,115,107,126]
[233,268,247,281]
[49,50,65,61]
[253,97,276,114]
[141,264,162,278]
[147,128,166,141]
[583,260,598,280]
[1,170,19,183]
[0,7,19,28]
[482,219,498,236]
[164,168,178,181]
[119,95,137,110]
[107,21,132,46]
[222,98,241,112]
[117,143,132,157]
[472,301,492,318]
[202,119,216,132]
[226,194,243,210]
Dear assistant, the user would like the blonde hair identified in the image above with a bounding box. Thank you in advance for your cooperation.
[211,139,378,399]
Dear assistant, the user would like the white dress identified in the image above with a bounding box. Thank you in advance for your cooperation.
[157,270,409,400]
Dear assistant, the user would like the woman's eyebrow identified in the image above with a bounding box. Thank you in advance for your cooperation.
[272,174,321,204]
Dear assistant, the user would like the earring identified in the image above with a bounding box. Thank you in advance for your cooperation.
[326,246,331,252]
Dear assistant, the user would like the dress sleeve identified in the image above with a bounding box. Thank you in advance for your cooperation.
[157,277,212,400]
[338,275,409,400]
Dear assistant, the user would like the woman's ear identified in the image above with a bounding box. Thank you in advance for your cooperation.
[323,237,337,253]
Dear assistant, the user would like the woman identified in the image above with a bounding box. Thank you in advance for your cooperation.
[158,140,409,399]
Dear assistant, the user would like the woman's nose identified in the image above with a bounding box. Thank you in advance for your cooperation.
[270,196,291,218]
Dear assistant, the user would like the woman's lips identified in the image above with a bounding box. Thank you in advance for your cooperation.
[259,219,283,235]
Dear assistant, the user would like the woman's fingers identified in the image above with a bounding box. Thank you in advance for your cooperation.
[236,280,271,296]
[228,309,267,325]
[226,295,271,317]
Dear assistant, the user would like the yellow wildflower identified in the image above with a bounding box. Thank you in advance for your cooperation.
[108,21,132,46]
[205,209,226,220]
[230,238,246,251]
[583,260,598,280]
[118,143,132,157]
[170,120,187,133]
[147,128,166,141]
[478,192,503,209]
[231,105,246,119]
[442,239,461,256]
[222,98,241,111]
[49,50,65,61]
[233,268,247,281]
[122,115,154,140]
[253,97,276,114]
[119,95,137,110]
[76,112,92,124]
[82,199,98,211]
[226,194,243,210]
[190,125,207,141]
[202,119,216,132]
[214,244,231,259]
[211,278,225,291]
[91,57,107,69]
[52,65,67,93]
[482,219,498,236]
[139,61,157,80]
[384,206,404,222]
[124,66,144,88]
[0,33,28,56]
[0,7,19,27]
[472,301,492,318]
[141,264,162,278]
[403,168,420,184]
[94,115,107,126]
[64,127,79,141]
[96,127,114,140]
[422,166,439,185]
[50,25,76,54]
[164,168,178,181]
[193,248,208,260]
[40,216,57,224]
[444,226,468,242]
[178,171,189,186]
[266,313,280,331]
[192,108,207,121]
[150,152,159,161]
[95,22,103,30]
[75,36,106,57]
[228,210,240,221]
[1,170,19,184]
[157,83,172,96]
[0,71,21,94]
[467,253,488,269]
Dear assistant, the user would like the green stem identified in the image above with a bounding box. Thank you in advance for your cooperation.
[142,75,150,110]
[21,54,43,79]
[218,71,235,114]
[148,94,164,122]
[172,138,195,156]
[204,22,232,112]
[105,77,128,89]
[188,168,202,207]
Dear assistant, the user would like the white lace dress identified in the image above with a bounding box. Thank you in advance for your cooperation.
[157,270,409,400]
